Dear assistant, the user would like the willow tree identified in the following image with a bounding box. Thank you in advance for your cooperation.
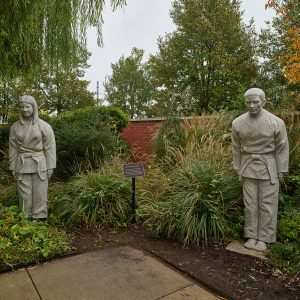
[0,0,126,77]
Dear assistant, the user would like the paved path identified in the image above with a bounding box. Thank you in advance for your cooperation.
[0,246,218,300]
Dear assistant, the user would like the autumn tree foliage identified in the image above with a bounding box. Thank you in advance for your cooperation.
[265,0,300,84]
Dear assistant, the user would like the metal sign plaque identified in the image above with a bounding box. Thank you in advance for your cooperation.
[123,163,145,178]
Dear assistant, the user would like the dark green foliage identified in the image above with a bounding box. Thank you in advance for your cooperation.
[49,106,129,178]
[268,242,300,275]
[277,209,300,244]
[0,183,18,207]
[49,172,132,228]
[0,204,70,272]
[0,124,10,158]
[268,207,300,275]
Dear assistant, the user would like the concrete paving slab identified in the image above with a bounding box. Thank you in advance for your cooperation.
[226,240,267,260]
[28,246,214,300]
[160,284,219,300]
[0,268,40,300]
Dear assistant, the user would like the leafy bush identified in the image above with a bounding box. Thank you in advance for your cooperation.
[268,242,300,275]
[277,209,300,244]
[267,209,300,275]
[0,205,70,272]
[50,106,129,178]
[49,171,132,228]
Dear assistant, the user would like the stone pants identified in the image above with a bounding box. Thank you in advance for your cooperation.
[242,177,279,243]
[17,173,48,219]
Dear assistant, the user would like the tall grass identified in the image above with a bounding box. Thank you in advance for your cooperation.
[141,115,243,245]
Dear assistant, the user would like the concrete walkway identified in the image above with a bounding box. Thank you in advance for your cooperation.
[0,246,218,300]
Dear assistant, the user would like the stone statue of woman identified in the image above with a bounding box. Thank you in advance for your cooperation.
[9,95,56,220]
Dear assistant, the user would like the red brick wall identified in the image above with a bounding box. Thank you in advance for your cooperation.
[121,119,163,159]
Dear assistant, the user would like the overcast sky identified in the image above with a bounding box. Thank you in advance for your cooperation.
[85,0,276,96]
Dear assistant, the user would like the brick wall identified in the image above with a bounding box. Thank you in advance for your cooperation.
[121,118,163,159]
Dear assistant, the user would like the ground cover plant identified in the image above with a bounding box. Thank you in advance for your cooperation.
[268,208,300,275]
[0,204,70,272]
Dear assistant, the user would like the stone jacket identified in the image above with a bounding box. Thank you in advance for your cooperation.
[232,109,289,184]
[9,119,56,180]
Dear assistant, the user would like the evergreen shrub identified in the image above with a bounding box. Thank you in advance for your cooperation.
[49,106,129,178]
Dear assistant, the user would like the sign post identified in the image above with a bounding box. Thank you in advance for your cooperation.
[123,163,145,224]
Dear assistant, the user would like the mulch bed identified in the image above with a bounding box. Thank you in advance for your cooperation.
[67,225,300,300]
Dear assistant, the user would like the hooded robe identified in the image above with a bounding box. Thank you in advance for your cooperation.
[9,96,56,218]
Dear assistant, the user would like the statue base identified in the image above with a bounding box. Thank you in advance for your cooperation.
[226,240,267,260]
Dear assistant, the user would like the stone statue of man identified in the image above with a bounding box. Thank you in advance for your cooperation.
[231,88,289,251]
[9,95,56,220]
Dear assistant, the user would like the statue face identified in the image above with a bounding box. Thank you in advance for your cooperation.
[20,102,34,118]
[245,95,264,116]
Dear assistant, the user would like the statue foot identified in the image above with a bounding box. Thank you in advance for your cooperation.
[253,241,267,251]
[244,238,257,249]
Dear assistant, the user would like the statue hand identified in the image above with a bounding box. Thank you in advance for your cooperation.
[12,171,16,178]
[47,169,53,179]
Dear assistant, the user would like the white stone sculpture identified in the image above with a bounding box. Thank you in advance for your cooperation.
[232,88,289,251]
[9,95,56,219]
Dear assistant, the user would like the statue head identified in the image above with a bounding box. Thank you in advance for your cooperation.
[19,95,39,124]
[244,88,266,117]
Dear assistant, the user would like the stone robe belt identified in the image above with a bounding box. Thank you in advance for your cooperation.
[239,152,277,184]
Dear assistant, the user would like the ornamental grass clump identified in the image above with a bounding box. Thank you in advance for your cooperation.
[49,172,132,228]
[142,115,243,245]
[142,159,242,245]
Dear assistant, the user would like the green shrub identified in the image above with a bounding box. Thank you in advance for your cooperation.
[0,205,70,272]
[268,242,300,275]
[49,171,132,228]
[277,209,300,243]
[267,209,300,275]
[50,106,129,179]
